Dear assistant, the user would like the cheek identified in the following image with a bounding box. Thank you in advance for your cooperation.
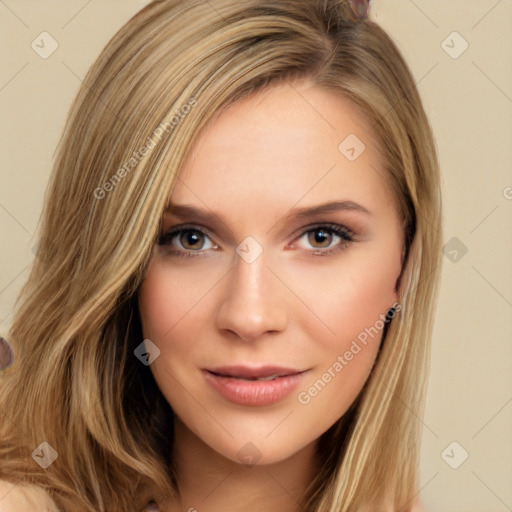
[138,259,218,340]
[138,271,171,341]
[137,260,223,396]
[293,261,396,423]
[290,251,399,349]
[137,264,206,403]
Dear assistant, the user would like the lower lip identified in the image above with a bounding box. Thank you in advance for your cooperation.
[203,370,306,406]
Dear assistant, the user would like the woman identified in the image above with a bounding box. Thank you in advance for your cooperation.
[0,0,442,510]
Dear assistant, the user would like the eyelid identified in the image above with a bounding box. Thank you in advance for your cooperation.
[158,221,355,256]
[287,222,354,254]
[159,222,353,241]
[157,224,218,250]
[291,222,354,241]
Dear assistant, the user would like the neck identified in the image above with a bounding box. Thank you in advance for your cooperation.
[169,417,319,512]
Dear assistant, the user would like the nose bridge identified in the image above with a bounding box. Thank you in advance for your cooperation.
[215,248,287,341]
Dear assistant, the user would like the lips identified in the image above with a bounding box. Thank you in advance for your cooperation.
[205,365,304,380]
[202,365,308,406]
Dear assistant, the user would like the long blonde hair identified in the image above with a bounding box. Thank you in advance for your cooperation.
[0,1,442,510]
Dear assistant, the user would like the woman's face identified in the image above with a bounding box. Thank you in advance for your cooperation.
[138,80,404,466]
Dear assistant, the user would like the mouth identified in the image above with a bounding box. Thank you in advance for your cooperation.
[202,365,309,406]
[204,365,306,380]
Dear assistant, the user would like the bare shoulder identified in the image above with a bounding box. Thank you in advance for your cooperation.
[0,478,60,512]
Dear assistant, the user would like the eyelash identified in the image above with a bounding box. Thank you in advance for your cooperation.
[157,223,355,258]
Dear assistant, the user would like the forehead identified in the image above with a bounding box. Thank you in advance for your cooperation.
[169,81,394,218]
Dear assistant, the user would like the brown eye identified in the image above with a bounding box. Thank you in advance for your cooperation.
[179,230,205,250]
[307,229,332,248]
[294,224,354,255]
[158,226,218,256]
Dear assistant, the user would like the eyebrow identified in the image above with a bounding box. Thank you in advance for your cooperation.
[163,200,372,226]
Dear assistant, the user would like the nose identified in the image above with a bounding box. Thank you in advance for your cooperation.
[215,251,288,342]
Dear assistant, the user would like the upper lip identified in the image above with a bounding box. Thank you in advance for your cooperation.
[205,365,306,379]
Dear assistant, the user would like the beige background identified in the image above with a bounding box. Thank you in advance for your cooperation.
[1,1,511,510]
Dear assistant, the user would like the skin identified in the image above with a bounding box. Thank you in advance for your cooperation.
[137,78,404,511]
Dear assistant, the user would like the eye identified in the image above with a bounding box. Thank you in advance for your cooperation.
[294,224,354,255]
[158,226,218,256]
[157,223,354,258]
